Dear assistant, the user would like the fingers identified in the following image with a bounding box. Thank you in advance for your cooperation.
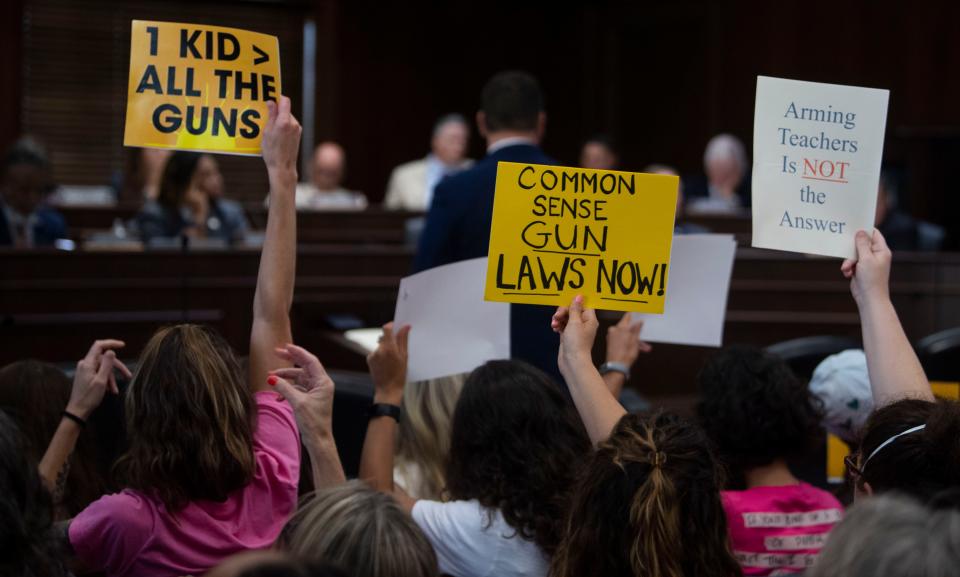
[270,367,305,381]
[616,312,633,328]
[278,344,321,370]
[551,307,569,333]
[569,295,585,322]
[840,258,856,279]
[270,375,301,405]
[278,95,291,119]
[266,100,277,125]
[113,357,133,379]
[854,230,872,261]
[85,339,125,362]
[871,228,890,254]
[638,340,653,354]
[582,305,598,326]
[395,324,411,355]
[95,350,115,386]
[381,322,395,345]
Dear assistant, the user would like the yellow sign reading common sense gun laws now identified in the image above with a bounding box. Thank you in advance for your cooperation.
[124,20,281,156]
[484,162,678,313]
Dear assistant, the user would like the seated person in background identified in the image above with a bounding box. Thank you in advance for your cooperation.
[579,135,618,170]
[394,374,466,500]
[136,151,249,245]
[0,360,105,519]
[294,142,367,210]
[549,298,741,577]
[645,163,708,234]
[358,324,591,577]
[0,411,71,577]
[808,494,960,577]
[384,114,472,211]
[42,97,306,577]
[686,133,751,214]
[875,169,945,251]
[115,147,172,202]
[697,346,843,575]
[0,137,66,247]
[283,480,438,577]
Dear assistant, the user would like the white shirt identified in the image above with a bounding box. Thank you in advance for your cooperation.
[292,183,368,211]
[412,499,549,577]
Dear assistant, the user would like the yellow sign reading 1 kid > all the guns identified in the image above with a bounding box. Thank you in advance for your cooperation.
[484,162,678,313]
[124,20,281,156]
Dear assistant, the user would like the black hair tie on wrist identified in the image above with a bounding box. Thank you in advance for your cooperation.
[61,410,87,429]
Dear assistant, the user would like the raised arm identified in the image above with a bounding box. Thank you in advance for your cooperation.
[358,323,416,512]
[270,344,345,489]
[250,96,302,392]
[553,296,627,445]
[841,229,933,406]
[601,313,651,399]
[40,340,130,493]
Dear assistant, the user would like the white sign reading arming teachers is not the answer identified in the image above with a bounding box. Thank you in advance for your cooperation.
[752,76,889,259]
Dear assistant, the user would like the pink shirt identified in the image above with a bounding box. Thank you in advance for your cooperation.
[69,391,300,577]
[723,484,843,576]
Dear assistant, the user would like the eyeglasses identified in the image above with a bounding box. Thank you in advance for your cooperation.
[844,453,863,481]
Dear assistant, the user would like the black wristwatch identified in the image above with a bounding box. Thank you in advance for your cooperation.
[368,403,402,423]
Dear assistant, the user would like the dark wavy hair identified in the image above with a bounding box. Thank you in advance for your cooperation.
[551,412,741,577]
[0,361,106,518]
[856,398,960,502]
[0,410,68,577]
[114,324,255,510]
[697,346,824,477]
[444,360,590,555]
[157,151,203,210]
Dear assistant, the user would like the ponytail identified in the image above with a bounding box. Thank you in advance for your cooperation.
[628,427,684,577]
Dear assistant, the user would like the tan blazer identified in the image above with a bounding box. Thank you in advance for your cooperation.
[384,157,472,211]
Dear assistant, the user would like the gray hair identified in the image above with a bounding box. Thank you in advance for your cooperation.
[432,113,469,138]
[703,133,747,174]
[284,480,439,577]
[809,494,960,577]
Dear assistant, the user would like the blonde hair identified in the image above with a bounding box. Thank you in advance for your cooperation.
[115,324,254,510]
[395,373,466,500]
[284,481,438,577]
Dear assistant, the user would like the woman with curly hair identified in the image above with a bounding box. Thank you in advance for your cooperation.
[697,346,843,575]
[358,324,591,577]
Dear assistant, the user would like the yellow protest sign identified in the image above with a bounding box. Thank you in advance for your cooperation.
[484,162,678,313]
[124,20,281,156]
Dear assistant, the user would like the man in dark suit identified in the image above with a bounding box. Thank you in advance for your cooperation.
[413,71,563,382]
[0,139,66,247]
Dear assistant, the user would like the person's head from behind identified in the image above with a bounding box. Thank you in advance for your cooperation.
[580,135,618,170]
[550,412,740,577]
[703,134,747,192]
[875,169,897,225]
[644,163,685,216]
[0,410,67,577]
[158,151,224,208]
[697,345,822,483]
[1,138,52,216]
[284,480,437,577]
[312,142,346,191]
[431,114,469,166]
[445,359,591,554]
[208,551,351,577]
[477,70,545,143]
[0,360,104,517]
[396,373,466,500]
[808,493,960,577]
[849,398,960,502]
[115,324,254,510]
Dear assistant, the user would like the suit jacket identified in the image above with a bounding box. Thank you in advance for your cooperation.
[384,157,472,211]
[414,143,563,383]
[0,204,67,247]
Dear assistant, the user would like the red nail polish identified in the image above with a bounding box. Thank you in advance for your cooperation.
[267,376,277,386]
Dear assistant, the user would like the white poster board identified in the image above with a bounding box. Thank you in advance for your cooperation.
[633,234,736,347]
[752,76,889,259]
[394,257,510,382]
